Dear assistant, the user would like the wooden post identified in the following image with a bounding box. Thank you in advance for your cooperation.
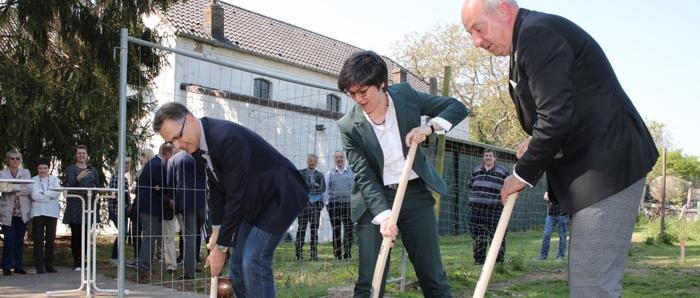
[432,66,451,216]
[680,240,686,263]
[659,147,666,240]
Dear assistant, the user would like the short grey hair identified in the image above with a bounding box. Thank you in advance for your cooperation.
[152,102,192,133]
[487,0,518,10]
[466,0,519,11]
[4,149,22,166]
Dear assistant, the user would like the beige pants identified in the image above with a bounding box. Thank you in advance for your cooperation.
[161,218,179,269]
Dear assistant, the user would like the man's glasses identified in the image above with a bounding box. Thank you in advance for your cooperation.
[168,119,186,144]
[346,86,371,99]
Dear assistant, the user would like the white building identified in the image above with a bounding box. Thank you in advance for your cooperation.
[145,0,469,242]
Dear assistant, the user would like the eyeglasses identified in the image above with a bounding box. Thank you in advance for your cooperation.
[9,157,21,161]
[346,86,371,99]
[168,119,186,144]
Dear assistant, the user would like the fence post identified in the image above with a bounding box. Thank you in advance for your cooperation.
[432,66,451,217]
[117,27,129,298]
[659,147,667,240]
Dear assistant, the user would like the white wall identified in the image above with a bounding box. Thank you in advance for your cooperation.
[147,33,470,242]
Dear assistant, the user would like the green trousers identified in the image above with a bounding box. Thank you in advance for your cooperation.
[353,183,451,297]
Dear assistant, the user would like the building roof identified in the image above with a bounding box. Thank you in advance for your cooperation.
[161,0,429,91]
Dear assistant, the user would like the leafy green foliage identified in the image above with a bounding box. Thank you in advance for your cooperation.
[392,23,527,149]
[0,0,177,181]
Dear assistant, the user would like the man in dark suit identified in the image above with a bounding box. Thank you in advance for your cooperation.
[337,50,469,297]
[153,102,308,297]
[295,153,326,261]
[166,150,206,279]
[135,143,173,279]
[461,1,658,296]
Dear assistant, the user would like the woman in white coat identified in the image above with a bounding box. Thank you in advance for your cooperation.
[30,158,62,273]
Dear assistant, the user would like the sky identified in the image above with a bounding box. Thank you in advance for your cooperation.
[222,0,699,156]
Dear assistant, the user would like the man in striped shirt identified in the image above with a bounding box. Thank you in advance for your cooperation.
[468,149,509,265]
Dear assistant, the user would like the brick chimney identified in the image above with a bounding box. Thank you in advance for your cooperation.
[203,0,225,40]
[392,68,407,84]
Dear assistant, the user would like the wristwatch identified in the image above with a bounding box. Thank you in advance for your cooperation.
[214,244,229,253]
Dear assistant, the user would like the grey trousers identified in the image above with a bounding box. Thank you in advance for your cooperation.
[569,178,645,298]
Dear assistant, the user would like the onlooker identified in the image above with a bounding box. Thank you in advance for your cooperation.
[537,192,569,260]
[126,149,154,265]
[168,149,206,279]
[63,144,100,271]
[136,143,173,279]
[295,154,326,261]
[109,158,132,266]
[161,148,179,273]
[30,158,62,273]
[0,149,32,275]
[468,149,509,265]
[324,151,354,260]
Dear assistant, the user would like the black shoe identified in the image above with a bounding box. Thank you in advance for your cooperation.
[14,268,27,274]
[36,267,45,274]
[183,275,194,280]
[46,266,57,273]
[3,269,11,276]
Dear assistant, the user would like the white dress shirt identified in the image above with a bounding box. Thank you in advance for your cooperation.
[363,93,452,225]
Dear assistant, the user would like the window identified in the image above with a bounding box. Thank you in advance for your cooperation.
[326,94,341,112]
[254,78,271,99]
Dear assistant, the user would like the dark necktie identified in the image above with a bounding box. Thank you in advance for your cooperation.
[199,150,219,183]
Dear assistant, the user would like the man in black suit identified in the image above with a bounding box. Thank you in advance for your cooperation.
[166,150,206,279]
[135,143,173,280]
[462,1,658,296]
[153,102,308,297]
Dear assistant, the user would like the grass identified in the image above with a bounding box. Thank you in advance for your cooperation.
[12,218,700,297]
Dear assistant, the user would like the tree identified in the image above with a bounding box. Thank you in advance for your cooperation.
[0,0,177,182]
[648,149,700,186]
[392,23,527,148]
[646,119,673,150]
[644,120,699,185]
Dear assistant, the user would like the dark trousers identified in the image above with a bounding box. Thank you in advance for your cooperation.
[177,208,203,278]
[2,217,27,270]
[328,201,353,259]
[110,208,137,260]
[354,186,451,298]
[469,202,505,264]
[32,216,57,269]
[130,215,142,259]
[295,201,323,259]
[137,213,162,272]
[177,208,205,263]
[69,222,89,268]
